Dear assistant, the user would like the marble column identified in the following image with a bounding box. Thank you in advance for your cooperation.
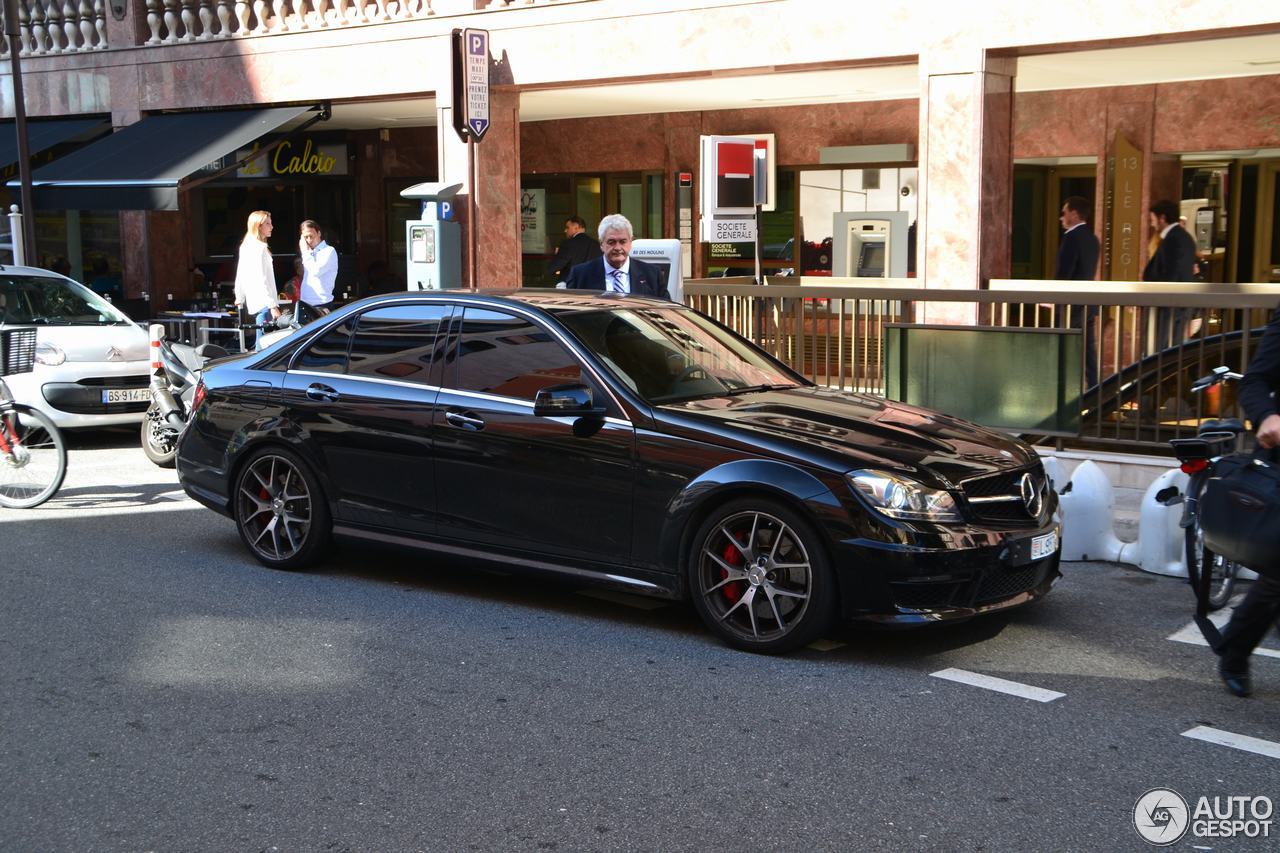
[917,49,1014,323]
[435,68,520,288]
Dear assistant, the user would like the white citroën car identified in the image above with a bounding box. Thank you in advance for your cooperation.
[0,266,150,429]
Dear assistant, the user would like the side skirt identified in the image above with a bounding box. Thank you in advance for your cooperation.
[332,524,684,601]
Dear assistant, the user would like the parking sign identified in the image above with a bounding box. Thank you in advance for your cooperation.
[462,28,489,141]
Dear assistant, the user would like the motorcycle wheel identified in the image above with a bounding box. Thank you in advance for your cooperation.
[141,402,179,468]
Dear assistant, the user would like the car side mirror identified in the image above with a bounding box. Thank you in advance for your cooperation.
[533,383,607,418]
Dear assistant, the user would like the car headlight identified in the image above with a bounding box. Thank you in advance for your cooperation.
[846,469,961,523]
[34,342,65,366]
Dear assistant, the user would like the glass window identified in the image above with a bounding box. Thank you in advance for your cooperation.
[294,318,355,374]
[453,308,583,401]
[0,275,131,326]
[347,304,452,383]
[555,304,800,403]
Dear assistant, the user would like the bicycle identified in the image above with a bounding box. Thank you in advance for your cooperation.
[1164,366,1246,610]
[0,326,67,509]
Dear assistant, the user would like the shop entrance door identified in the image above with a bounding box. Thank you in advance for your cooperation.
[1252,159,1280,283]
[1012,165,1096,279]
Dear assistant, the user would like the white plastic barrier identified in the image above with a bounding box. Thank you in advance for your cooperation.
[1116,468,1188,576]
[1058,460,1125,562]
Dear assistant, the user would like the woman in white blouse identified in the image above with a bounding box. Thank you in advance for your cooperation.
[234,210,281,344]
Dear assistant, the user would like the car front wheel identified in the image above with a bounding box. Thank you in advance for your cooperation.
[687,497,836,654]
[233,447,330,570]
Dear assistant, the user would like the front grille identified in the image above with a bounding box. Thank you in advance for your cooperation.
[74,375,150,388]
[961,467,1047,527]
[975,562,1049,604]
[889,579,966,609]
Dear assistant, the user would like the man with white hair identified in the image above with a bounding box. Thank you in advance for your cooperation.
[563,213,669,298]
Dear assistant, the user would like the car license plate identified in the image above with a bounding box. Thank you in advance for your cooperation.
[1030,529,1058,560]
[103,388,149,404]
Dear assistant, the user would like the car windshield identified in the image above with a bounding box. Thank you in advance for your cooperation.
[554,303,803,403]
[0,275,132,326]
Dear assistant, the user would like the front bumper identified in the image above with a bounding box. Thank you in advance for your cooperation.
[834,520,1062,625]
[2,362,150,428]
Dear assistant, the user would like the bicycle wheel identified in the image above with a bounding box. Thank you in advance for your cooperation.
[1185,522,1239,611]
[0,406,67,509]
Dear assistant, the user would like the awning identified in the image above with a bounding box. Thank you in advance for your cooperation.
[12,106,316,211]
[0,117,108,170]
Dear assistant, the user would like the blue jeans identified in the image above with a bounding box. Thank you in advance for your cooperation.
[252,306,275,349]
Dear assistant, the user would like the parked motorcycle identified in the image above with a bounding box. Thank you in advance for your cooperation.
[141,325,228,467]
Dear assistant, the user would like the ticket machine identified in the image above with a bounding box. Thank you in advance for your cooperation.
[401,182,463,290]
[629,239,683,301]
[832,211,909,278]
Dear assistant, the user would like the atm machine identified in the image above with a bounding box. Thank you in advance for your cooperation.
[831,211,909,278]
[400,182,463,291]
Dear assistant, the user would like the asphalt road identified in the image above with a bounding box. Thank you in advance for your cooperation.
[2,430,1278,851]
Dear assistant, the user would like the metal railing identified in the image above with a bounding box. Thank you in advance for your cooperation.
[684,276,1280,451]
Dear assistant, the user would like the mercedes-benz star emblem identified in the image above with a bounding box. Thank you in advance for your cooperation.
[1020,472,1043,518]
[106,346,123,361]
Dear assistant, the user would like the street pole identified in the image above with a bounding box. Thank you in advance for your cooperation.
[3,0,36,265]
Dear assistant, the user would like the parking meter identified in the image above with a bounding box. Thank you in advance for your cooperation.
[401,182,463,290]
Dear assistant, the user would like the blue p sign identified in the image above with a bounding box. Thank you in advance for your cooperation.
[439,201,453,221]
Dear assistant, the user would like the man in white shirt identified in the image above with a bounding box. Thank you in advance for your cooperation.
[298,219,338,312]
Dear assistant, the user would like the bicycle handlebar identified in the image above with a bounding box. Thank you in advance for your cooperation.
[1190,366,1244,393]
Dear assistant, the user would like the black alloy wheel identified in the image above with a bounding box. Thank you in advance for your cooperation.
[234,447,331,570]
[688,497,836,653]
[140,402,178,468]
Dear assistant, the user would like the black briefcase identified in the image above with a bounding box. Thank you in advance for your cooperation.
[1199,450,1280,580]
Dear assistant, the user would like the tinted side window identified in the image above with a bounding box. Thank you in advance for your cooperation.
[347,304,452,384]
[454,308,583,401]
[294,318,355,373]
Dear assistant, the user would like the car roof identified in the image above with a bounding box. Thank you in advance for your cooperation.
[343,289,677,314]
[0,265,69,281]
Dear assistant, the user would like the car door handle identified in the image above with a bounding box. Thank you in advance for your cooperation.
[306,383,339,403]
[445,410,485,431]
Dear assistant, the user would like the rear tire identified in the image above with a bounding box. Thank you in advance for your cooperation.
[1186,523,1238,611]
[0,406,67,509]
[141,402,178,468]
[233,446,331,570]
[687,497,837,654]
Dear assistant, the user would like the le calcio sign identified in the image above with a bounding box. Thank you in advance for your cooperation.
[237,139,350,178]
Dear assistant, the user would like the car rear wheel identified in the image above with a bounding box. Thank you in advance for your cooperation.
[687,498,836,654]
[234,447,330,570]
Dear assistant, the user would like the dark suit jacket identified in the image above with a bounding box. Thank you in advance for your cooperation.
[1054,224,1099,281]
[547,232,602,282]
[563,257,669,299]
[1142,224,1197,282]
[1241,303,1280,428]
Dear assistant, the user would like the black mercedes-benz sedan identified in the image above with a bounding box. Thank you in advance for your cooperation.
[176,290,1060,654]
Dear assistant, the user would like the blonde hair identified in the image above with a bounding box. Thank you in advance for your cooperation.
[243,210,272,245]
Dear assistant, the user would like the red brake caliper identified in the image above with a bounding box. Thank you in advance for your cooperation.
[720,535,745,604]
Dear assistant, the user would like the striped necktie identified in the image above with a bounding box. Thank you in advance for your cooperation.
[609,268,626,293]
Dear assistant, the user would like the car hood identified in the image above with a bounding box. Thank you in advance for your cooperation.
[658,386,1040,486]
[35,324,149,363]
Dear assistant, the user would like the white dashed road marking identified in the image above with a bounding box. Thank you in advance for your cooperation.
[1182,726,1280,761]
[930,667,1065,702]
[1167,607,1280,659]
[807,639,846,652]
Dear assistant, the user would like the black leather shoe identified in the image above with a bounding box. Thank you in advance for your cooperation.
[1218,662,1252,698]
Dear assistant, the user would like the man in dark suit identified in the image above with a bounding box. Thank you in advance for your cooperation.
[563,213,669,299]
[1056,196,1101,387]
[1215,303,1280,697]
[546,216,602,285]
[1143,198,1197,349]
